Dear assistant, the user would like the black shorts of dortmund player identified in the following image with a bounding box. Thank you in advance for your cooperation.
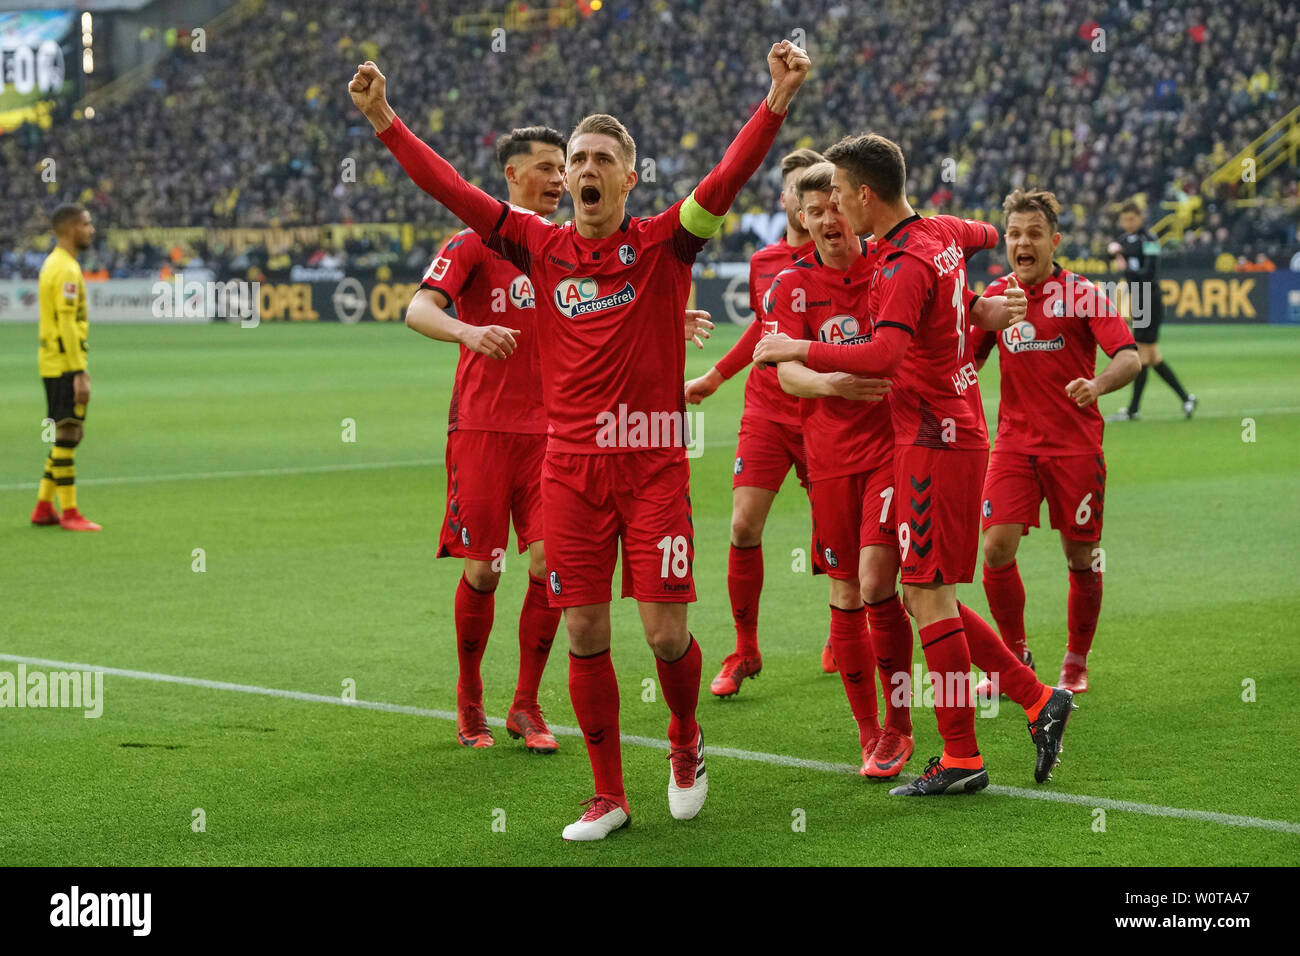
[1129,277,1164,344]
[43,372,85,424]
[1132,307,1162,344]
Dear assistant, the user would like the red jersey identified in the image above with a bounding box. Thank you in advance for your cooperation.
[714,236,815,426]
[767,245,893,480]
[805,214,999,451]
[378,101,787,456]
[422,226,547,435]
[978,265,1137,455]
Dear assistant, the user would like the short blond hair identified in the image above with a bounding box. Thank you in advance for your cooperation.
[796,161,836,204]
[781,147,825,181]
[569,113,636,169]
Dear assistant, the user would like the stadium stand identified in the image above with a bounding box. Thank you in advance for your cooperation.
[2,0,1296,279]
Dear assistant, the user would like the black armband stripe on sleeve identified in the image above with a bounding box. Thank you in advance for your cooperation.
[420,282,455,302]
[968,293,981,313]
[1106,343,1139,358]
[874,321,914,335]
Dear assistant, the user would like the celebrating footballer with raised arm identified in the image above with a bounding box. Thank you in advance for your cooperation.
[754,134,1075,793]
[351,38,811,840]
[973,189,1140,697]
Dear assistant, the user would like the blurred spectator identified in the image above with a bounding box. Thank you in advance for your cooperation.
[1,0,1297,277]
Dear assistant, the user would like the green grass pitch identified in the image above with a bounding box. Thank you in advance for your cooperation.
[1,320,1297,866]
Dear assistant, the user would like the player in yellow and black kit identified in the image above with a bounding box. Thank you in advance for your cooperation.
[31,204,102,532]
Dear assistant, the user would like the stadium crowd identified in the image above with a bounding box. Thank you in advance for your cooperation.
[2,0,1297,279]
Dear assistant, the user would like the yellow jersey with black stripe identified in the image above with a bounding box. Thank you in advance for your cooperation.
[38,246,88,377]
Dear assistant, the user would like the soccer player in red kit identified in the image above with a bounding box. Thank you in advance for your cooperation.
[404,127,569,754]
[684,149,828,693]
[973,189,1140,695]
[765,161,916,776]
[351,40,811,839]
[755,134,1076,792]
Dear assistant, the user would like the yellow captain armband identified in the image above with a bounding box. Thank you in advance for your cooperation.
[680,190,727,239]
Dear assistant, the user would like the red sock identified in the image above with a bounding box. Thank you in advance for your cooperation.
[829,605,881,747]
[513,574,561,709]
[1067,567,1103,657]
[959,602,1044,711]
[454,574,494,705]
[569,649,625,807]
[728,544,763,657]
[982,560,1027,658]
[655,635,702,748]
[918,618,978,759]
[867,593,913,735]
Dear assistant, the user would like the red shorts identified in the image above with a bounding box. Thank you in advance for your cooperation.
[896,445,987,586]
[982,449,1106,542]
[809,464,897,580]
[541,448,695,608]
[732,413,808,493]
[438,429,546,561]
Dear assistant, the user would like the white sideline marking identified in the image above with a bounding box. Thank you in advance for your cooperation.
[4,653,1297,837]
[0,440,741,492]
[4,405,1300,492]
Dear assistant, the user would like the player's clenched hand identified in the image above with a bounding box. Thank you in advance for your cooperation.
[684,309,715,350]
[752,331,802,366]
[828,373,890,402]
[972,276,1026,331]
[462,325,521,360]
[765,40,811,113]
[684,367,724,404]
[1003,274,1026,324]
[349,61,395,132]
[1065,377,1101,408]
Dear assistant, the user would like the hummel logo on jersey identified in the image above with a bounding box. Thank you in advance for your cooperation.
[547,254,576,270]
[618,243,637,266]
[549,571,562,595]
[553,277,636,317]
[880,262,901,279]
[1003,321,1065,353]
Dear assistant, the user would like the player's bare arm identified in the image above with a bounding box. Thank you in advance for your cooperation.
[684,366,724,403]
[763,40,812,114]
[405,287,520,360]
[353,61,528,246]
[777,360,889,401]
[754,332,809,366]
[349,61,396,133]
[1065,347,1141,408]
[972,275,1025,330]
